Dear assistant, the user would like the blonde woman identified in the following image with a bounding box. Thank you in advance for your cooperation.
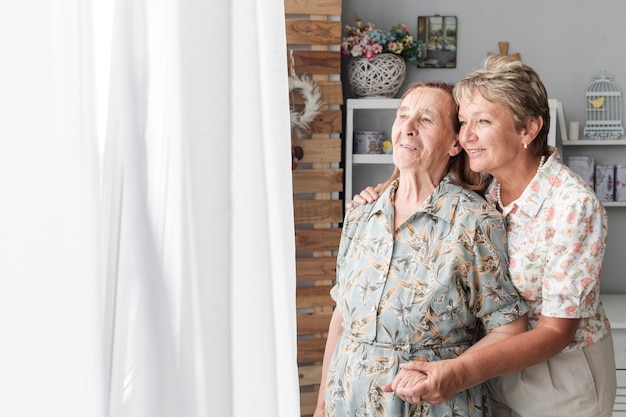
[355,56,617,417]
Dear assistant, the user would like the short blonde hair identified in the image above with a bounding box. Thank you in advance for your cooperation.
[453,56,550,158]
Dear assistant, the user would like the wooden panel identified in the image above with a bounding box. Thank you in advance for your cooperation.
[286,5,342,416]
[294,200,343,224]
[293,169,343,193]
[288,50,341,75]
[298,337,328,363]
[286,20,341,46]
[298,311,333,334]
[292,138,341,164]
[299,392,318,416]
[290,80,343,106]
[296,285,334,308]
[295,229,341,253]
[310,109,342,134]
[317,81,343,106]
[299,363,323,386]
[284,0,341,15]
[296,256,336,282]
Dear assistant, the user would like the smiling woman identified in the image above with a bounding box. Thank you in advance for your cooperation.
[312,81,528,417]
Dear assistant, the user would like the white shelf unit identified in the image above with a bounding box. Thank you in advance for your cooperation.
[344,98,400,203]
[561,139,626,207]
[563,139,626,146]
[560,139,626,296]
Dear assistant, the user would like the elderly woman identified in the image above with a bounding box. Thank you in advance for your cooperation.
[313,81,528,417]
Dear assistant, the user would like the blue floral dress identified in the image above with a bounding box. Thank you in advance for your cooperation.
[325,176,528,417]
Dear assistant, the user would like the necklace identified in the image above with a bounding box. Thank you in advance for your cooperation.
[495,155,546,211]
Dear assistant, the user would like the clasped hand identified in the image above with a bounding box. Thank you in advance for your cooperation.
[382,360,458,405]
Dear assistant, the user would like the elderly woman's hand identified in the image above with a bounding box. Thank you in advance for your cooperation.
[382,360,462,404]
[381,366,429,404]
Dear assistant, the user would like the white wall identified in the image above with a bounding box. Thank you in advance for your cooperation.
[341,0,626,293]
[342,0,625,132]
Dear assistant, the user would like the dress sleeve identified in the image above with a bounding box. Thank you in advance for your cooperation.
[331,206,364,302]
[541,194,607,319]
[471,213,529,329]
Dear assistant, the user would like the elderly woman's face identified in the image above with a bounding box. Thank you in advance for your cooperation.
[391,87,460,173]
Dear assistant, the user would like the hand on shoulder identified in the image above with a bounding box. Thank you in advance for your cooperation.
[347,185,381,209]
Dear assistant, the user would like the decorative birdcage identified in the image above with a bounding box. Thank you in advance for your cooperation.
[584,69,624,140]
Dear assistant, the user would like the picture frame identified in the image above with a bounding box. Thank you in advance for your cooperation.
[417,15,457,68]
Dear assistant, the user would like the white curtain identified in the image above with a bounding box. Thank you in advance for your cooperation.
[0,0,299,416]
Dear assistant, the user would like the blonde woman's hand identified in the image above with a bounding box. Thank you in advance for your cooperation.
[386,360,461,405]
[346,185,382,209]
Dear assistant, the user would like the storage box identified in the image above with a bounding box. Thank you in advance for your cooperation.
[565,156,595,189]
[354,131,384,154]
[595,165,615,202]
[615,165,626,201]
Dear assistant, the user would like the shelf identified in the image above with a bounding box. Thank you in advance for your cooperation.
[601,201,626,207]
[347,98,401,110]
[352,154,394,164]
[562,139,626,146]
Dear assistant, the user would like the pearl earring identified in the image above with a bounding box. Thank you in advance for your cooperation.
[523,143,528,149]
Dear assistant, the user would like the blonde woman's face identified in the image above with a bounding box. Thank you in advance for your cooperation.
[391,87,461,174]
[457,91,525,177]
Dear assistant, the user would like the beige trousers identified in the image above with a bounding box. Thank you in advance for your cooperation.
[487,332,617,417]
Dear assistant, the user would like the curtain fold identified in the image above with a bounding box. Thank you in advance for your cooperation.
[0,2,104,416]
[105,0,300,416]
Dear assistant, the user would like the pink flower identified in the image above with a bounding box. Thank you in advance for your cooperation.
[565,306,577,317]
[545,207,556,221]
[566,212,577,224]
[548,176,562,187]
[572,242,582,254]
[590,241,601,255]
[530,180,540,191]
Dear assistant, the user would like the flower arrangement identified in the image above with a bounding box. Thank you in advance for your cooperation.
[341,17,423,66]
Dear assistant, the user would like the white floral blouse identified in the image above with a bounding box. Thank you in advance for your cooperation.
[485,148,611,351]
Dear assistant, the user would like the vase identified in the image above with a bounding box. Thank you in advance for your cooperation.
[347,53,406,98]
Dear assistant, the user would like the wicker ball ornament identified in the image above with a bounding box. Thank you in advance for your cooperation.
[347,53,406,98]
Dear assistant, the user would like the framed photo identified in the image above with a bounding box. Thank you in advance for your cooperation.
[417,15,457,68]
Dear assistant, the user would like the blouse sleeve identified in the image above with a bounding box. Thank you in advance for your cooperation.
[541,193,607,319]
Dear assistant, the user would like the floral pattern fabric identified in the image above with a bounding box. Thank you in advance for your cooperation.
[485,149,610,351]
[327,176,528,417]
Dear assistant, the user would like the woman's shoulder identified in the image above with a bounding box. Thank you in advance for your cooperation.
[438,179,504,224]
[553,163,603,205]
